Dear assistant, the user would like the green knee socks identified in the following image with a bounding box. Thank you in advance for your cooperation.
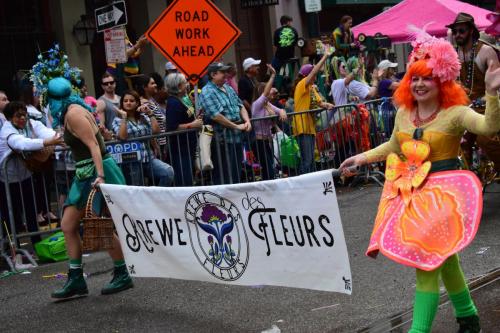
[449,289,477,318]
[409,290,440,333]
[114,259,126,268]
[69,258,82,270]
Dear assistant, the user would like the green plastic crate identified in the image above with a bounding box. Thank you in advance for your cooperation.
[34,231,69,262]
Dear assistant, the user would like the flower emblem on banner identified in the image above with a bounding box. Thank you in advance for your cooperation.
[185,191,249,281]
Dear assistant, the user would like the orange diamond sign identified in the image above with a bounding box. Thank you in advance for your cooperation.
[146,0,241,84]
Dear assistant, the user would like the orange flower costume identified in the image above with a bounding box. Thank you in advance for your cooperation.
[363,93,500,271]
[367,139,482,271]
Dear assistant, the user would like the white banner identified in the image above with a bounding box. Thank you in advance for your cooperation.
[100,170,352,294]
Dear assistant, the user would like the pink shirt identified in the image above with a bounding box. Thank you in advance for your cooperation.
[251,94,281,139]
[225,77,238,94]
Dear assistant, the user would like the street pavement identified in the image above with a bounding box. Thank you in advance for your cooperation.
[1,182,499,332]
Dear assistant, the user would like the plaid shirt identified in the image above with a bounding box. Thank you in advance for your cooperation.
[198,81,243,143]
[112,114,153,162]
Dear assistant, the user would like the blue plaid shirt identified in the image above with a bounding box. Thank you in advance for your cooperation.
[198,81,243,143]
[112,115,153,162]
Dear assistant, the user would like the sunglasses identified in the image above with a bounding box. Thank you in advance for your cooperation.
[102,81,115,86]
[452,28,468,35]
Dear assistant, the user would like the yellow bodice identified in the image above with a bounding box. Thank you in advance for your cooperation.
[396,131,461,162]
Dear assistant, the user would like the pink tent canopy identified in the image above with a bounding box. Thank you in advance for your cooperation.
[352,0,494,44]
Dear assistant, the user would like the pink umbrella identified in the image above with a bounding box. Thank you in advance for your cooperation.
[352,0,494,43]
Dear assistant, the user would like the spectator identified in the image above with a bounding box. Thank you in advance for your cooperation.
[198,62,252,184]
[333,15,355,58]
[112,90,174,186]
[20,82,47,125]
[77,77,98,110]
[165,73,203,186]
[0,101,64,246]
[225,63,238,94]
[330,57,378,106]
[96,72,120,132]
[150,72,168,130]
[0,90,9,129]
[292,50,334,175]
[239,57,261,113]
[135,75,167,158]
[376,60,400,98]
[164,61,178,78]
[252,64,287,180]
[107,34,148,93]
[272,15,299,72]
[20,82,56,223]
[269,87,284,109]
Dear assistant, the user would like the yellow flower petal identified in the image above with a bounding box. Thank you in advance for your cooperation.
[401,140,430,164]
[411,161,432,188]
[385,153,404,181]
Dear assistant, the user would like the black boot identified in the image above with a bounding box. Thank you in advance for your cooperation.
[457,314,481,333]
[101,265,133,295]
[51,268,88,299]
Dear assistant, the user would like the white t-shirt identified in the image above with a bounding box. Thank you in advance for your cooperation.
[331,79,370,106]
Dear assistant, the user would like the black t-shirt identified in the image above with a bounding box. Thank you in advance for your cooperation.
[238,75,256,108]
[273,25,298,61]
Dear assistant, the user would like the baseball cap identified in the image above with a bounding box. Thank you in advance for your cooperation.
[299,64,314,76]
[207,62,231,75]
[165,62,177,71]
[377,60,398,71]
[242,57,261,71]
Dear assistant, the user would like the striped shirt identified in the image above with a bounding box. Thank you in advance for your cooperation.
[144,98,166,146]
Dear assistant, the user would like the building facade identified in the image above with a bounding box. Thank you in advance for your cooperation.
[0,0,496,99]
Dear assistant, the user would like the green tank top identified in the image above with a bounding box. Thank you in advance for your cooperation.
[64,129,107,162]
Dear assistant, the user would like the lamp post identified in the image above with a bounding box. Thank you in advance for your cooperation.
[73,15,96,46]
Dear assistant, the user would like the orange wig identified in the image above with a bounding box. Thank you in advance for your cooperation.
[393,59,469,110]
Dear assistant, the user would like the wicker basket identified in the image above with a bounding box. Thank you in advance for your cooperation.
[82,188,115,252]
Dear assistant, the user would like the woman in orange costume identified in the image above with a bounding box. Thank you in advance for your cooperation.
[340,29,500,333]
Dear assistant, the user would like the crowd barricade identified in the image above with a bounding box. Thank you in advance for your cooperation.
[0,98,395,270]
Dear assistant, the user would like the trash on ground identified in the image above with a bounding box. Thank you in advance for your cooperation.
[261,324,281,333]
[476,247,489,255]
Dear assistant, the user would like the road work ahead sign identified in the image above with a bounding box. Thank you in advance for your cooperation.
[146,0,241,84]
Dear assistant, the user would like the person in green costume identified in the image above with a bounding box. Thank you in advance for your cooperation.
[47,77,133,299]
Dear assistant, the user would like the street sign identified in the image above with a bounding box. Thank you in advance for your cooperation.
[241,0,279,8]
[146,0,241,84]
[106,141,142,164]
[304,0,322,13]
[104,27,127,63]
[95,1,127,33]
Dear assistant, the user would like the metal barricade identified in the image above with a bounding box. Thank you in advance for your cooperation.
[0,98,396,271]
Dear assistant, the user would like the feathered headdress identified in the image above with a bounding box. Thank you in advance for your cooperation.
[29,43,82,108]
[407,25,461,83]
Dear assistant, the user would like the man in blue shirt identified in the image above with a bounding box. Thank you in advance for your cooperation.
[198,62,252,184]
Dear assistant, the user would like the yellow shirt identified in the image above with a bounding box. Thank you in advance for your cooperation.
[292,78,323,135]
[364,94,500,163]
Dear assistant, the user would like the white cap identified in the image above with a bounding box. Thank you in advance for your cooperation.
[165,62,176,71]
[242,57,261,71]
[377,60,398,71]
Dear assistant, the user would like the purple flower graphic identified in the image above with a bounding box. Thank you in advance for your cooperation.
[197,204,235,266]
[201,205,227,224]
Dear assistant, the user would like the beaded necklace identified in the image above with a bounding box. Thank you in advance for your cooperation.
[457,41,477,96]
[413,106,440,127]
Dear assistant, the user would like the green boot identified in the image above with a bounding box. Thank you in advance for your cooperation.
[457,315,481,333]
[101,265,133,295]
[51,268,88,299]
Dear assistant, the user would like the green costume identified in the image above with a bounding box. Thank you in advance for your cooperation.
[64,128,125,210]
